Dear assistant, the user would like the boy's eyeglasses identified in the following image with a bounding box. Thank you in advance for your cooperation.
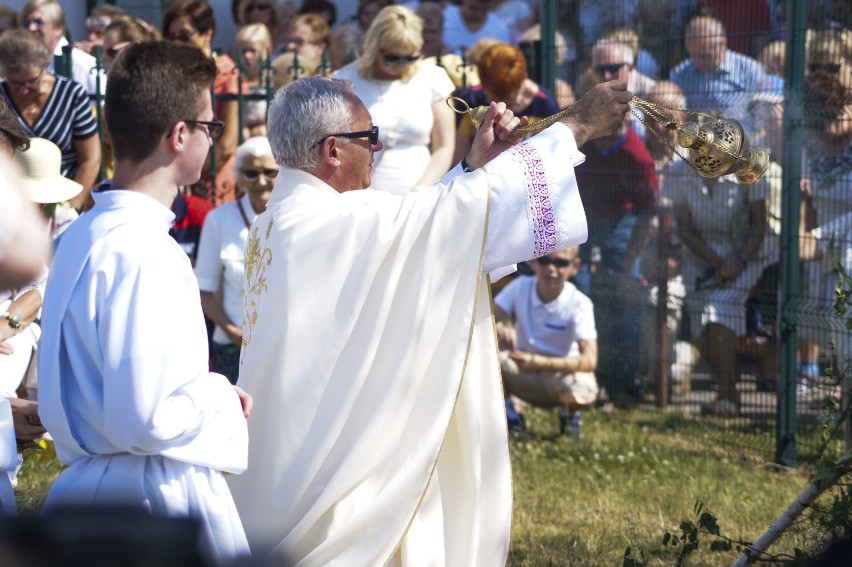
[21,17,46,30]
[241,168,279,181]
[382,52,420,66]
[314,125,379,147]
[185,119,226,142]
[536,257,574,268]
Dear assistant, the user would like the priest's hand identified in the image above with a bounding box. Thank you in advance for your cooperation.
[561,79,632,147]
[465,101,529,170]
[234,385,253,418]
[9,398,46,441]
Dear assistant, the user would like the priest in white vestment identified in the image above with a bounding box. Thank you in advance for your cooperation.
[37,42,252,563]
[229,76,632,565]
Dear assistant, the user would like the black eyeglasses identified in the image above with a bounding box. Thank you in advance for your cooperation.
[594,63,627,76]
[168,28,198,43]
[536,256,574,268]
[241,168,279,181]
[247,3,270,13]
[185,119,226,141]
[382,52,420,66]
[808,63,841,74]
[314,125,379,147]
[21,17,46,30]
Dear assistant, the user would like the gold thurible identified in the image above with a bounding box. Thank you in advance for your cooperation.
[446,95,769,185]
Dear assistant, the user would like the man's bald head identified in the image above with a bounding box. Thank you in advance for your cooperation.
[685,16,727,74]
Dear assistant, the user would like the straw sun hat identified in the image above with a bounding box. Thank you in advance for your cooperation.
[14,138,83,204]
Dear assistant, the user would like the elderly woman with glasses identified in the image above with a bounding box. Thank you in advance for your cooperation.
[163,0,243,205]
[276,13,329,61]
[194,137,277,384]
[0,29,100,211]
[332,5,455,194]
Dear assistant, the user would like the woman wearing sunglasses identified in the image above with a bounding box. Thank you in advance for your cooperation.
[230,0,285,50]
[163,0,243,205]
[194,137,277,384]
[332,5,455,194]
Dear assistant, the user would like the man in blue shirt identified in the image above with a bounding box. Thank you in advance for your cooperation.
[669,15,766,128]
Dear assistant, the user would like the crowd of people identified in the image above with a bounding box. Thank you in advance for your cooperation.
[0,0,849,563]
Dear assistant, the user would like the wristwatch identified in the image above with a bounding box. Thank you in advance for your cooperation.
[2,311,21,330]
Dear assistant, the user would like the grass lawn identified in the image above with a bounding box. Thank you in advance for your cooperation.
[15,409,814,565]
[508,408,811,566]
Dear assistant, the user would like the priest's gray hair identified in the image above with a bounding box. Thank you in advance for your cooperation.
[267,77,356,172]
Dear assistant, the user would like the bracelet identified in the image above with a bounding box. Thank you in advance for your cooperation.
[2,311,21,330]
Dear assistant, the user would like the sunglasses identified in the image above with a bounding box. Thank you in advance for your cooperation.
[808,63,841,74]
[21,17,46,29]
[86,16,111,30]
[594,63,627,76]
[168,28,197,43]
[247,3,271,13]
[241,168,279,181]
[382,52,420,66]
[536,256,574,268]
[314,125,380,147]
[185,119,226,141]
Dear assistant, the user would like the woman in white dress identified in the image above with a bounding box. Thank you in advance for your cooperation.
[333,5,455,194]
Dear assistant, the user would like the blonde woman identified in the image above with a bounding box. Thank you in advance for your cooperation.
[234,23,272,137]
[332,5,455,194]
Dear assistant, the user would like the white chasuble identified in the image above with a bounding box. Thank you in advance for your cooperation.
[38,190,250,562]
[229,123,587,565]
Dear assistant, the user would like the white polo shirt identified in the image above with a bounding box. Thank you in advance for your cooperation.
[494,275,596,357]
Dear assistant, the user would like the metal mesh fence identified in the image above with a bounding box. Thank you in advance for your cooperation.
[54,1,851,464]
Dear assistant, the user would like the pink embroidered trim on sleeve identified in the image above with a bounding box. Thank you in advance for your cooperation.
[510,144,558,257]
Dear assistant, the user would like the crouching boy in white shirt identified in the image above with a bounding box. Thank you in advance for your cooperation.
[494,246,598,438]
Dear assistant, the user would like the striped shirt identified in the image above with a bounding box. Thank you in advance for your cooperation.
[1,74,98,179]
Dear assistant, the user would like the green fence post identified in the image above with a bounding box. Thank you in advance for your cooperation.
[93,46,106,182]
[776,0,807,467]
[208,71,217,200]
[53,44,72,80]
[235,50,246,146]
[458,49,469,90]
[539,0,556,96]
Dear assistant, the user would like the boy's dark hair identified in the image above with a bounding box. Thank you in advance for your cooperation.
[105,41,216,162]
[162,0,216,38]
